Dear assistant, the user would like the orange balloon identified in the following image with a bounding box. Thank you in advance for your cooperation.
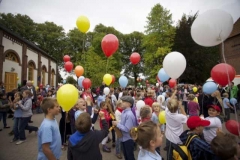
[74,66,84,77]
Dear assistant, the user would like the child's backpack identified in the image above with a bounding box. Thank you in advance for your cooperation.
[172,134,198,160]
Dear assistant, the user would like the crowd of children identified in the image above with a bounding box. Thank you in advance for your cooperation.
[1,81,240,160]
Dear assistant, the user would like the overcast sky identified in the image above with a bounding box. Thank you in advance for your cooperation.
[0,0,240,34]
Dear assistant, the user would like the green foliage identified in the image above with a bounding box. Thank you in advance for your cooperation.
[66,76,77,85]
[143,4,175,83]
[172,13,219,84]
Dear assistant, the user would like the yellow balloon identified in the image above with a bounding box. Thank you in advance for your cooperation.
[159,111,166,124]
[76,16,90,33]
[103,74,112,86]
[193,87,198,92]
[57,84,78,112]
[35,86,39,90]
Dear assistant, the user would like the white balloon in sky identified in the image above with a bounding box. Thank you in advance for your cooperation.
[191,9,234,47]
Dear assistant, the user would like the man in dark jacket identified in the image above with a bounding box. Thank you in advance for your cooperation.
[67,112,108,160]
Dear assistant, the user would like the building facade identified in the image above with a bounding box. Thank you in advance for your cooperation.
[0,25,58,92]
[222,18,240,74]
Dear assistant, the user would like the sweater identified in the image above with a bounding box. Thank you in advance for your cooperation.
[67,119,109,160]
[19,98,33,117]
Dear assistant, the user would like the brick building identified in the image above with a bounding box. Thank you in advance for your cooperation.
[0,25,58,92]
[222,18,240,74]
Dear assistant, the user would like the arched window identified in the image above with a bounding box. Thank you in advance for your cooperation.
[5,52,19,63]
[42,66,47,86]
[51,69,55,86]
[28,62,35,81]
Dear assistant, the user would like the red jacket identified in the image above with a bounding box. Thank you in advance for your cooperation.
[99,109,111,129]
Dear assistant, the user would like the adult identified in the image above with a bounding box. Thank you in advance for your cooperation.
[218,85,226,98]
[228,82,238,99]
[0,81,5,94]
[17,90,38,145]
[110,88,117,110]
[182,84,189,114]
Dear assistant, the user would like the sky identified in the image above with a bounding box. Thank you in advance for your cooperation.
[0,0,240,34]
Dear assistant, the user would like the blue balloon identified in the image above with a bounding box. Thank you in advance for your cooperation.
[158,68,170,82]
[78,76,85,87]
[119,76,128,88]
[203,82,217,94]
[63,79,66,84]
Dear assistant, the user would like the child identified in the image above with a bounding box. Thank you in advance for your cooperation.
[37,98,61,160]
[211,132,239,160]
[115,100,123,159]
[112,96,137,160]
[223,93,234,121]
[75,98,87,120]
[179,116,216,160]
[130,121,163,160]
[67,112,109,160]
[188,94,200,116]
[99,101,112,152]
[0,93,10,131]
[203,105,222,144]
[140,105,152,123]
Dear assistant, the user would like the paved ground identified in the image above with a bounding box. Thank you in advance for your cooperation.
[0,112,237,160]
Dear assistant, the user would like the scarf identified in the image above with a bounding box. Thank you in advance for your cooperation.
[117,107,123,113]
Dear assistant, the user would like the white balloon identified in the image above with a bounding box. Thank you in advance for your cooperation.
[163,52,186,79]
[136,100,145,111]
[103,87,110,95]
[191,9,233,47]
[156,83,159,87]
[157,95,165,103]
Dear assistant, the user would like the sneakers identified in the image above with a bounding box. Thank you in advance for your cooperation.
[10,138,18,143]
[116,154,123,159]
[102,145,111,153]
[16,140,25,145]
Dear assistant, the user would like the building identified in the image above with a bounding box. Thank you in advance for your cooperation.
[222,18,240,74]
[0,25,58,92]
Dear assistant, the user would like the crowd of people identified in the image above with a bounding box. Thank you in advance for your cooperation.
[0,80,240,160]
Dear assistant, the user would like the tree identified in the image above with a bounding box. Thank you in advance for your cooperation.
[143,4,175,83]
[66,76,77,85]
[35,22,68,63]
[121,31,145,86]
[172,13,219,84]
[0,13,37,42]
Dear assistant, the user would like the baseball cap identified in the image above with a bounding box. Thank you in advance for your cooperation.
[121,96,134,105]
[208,105,221,112]
[187,116,210,129]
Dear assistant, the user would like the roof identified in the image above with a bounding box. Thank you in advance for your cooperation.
[0,24,57,62]
[228,17,240,38]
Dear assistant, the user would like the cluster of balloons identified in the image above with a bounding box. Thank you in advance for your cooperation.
[63,55,73,72]
[103,74,115,86]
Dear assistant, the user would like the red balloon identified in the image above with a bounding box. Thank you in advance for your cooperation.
[39,84,43,89]
[64,61,73,72]
[101,34,119,57]
[169,79,177,88]
[146,80,149,83]
[130,52,141,65]
[63,55,70,62]
[225,120,240,136]
[111,75,115,84]
[211,63,236,86]
[82,78,92,89]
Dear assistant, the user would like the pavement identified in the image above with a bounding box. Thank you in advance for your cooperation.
[0,112,237,160]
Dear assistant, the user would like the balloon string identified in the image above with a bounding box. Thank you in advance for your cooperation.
[106,58,109,73]
[63,112,67,148]
[221,41,231,86]
[82,34,86,77]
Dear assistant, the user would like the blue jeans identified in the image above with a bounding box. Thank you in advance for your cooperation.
[115,138,121,154]
[0,112,8,128]
[19,117,38,140]
[122,139,135,160]
[13,117,21,140]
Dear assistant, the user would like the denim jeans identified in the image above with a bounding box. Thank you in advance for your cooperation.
[224,108,230,121]
[0,112,8,128]
[19,117,38,140]
[122,139,135,160]
[13,117,21,140]
[115,138,121,154]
